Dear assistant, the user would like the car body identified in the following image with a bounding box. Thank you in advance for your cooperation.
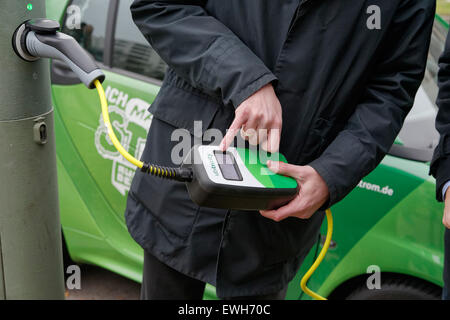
[47,0,446,299]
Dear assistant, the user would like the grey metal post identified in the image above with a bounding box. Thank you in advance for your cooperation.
[0,0,65,299]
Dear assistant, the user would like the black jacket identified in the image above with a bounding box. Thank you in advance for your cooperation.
[127,0,435,297]
[431,30,450,202]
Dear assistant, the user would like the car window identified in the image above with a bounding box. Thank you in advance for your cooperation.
[61,0,110,63]
[396,20,443,152]
[113,0,167,80]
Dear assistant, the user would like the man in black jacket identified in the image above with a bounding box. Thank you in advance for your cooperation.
[126,0,435,299]
[430,29,450,301]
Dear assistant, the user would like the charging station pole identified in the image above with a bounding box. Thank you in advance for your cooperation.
[0,0,65,299]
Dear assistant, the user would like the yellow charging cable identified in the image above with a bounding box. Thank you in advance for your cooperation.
[95,79,144,168]
[300,208,333,300]
[95,79,332,300]
[94,79,193,181]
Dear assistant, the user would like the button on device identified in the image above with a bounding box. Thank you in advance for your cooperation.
[214,151,243,181]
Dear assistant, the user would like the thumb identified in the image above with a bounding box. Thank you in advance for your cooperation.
[266,160,301,178]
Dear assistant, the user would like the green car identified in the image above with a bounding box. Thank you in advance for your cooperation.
[47,0,446,299]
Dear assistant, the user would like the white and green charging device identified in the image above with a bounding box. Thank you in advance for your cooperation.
[182,145,298,210]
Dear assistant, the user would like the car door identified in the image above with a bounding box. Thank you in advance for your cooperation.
[52,0,166,281]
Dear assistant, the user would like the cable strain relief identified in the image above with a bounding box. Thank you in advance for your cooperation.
[176,167,193,182]
[140,162,150,174]
[140,162,193,182]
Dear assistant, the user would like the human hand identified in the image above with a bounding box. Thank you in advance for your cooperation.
[260,161,330,222]
[219,84,282,152]
[444,189,450,229]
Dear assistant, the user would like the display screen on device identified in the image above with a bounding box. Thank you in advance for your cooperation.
[214,151,243,181]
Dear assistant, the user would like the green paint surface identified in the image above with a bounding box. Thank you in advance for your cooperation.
[236,147,298,189]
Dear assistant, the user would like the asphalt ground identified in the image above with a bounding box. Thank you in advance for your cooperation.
[64,265,140,300]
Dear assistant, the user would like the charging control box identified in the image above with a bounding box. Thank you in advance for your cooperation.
[183,145,299,210]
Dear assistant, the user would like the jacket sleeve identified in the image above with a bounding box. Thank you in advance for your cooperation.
[430,30,450,202]
[309,1,435,207]
[130,0,277,108]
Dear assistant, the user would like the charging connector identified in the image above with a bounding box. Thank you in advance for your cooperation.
[12,19,105,88]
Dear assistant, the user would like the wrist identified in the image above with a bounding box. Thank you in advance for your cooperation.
[232,73,277,109]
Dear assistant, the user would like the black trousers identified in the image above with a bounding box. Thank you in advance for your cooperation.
[140,250,287,300]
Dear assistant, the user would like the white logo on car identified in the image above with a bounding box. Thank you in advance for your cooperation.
[95,86,152,195]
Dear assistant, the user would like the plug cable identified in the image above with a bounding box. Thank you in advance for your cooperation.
[300,208,333,300]
[94,79,192,182]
